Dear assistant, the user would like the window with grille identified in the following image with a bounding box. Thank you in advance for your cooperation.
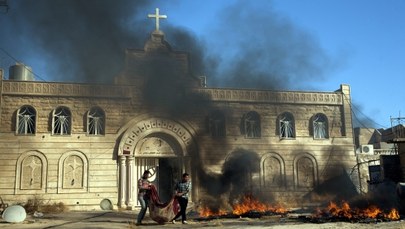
[87,107,105,135]
[313,113,328,139]
[209,110,225,137]
[52,106,71,135]
[242,111,261,138]
[16,105,36,135]
[279,112,295,139]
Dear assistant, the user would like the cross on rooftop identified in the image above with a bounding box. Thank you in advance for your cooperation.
[148,8,167,31]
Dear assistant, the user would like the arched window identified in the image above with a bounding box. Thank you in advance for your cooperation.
[208,110,225,137]
[241,111,261,138]
[278,112,295,139]
[52,106,71,135]
[87,107,105,135]
[312,113,328,139]
[16,105,36,135]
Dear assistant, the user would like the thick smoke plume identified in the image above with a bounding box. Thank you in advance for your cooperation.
[0,0,335,89]
[0,0,151,82]
[196,1,335,90]
[0,0,348,207]
[196,148,261,210]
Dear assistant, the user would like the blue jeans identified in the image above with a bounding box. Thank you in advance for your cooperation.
[137,195,149,223]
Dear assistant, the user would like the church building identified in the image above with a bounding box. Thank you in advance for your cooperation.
[0,10,358,211]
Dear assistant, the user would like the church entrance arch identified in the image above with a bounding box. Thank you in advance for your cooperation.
[135,134,183,203]
[117,118,196,209]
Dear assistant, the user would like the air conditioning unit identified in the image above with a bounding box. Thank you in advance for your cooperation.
[360,144,374,154]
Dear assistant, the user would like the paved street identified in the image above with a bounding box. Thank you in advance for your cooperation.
[1,210,405,229]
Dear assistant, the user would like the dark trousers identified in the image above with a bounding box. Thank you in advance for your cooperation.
[173,196,188,222]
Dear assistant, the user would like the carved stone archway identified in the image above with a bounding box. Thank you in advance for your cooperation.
[117,117,196,209]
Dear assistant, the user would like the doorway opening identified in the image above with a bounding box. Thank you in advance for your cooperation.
[157,158,182,202]
[135,157,183,205]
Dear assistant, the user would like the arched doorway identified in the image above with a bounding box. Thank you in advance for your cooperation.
[135,134,183,203]
[117,118,196,209]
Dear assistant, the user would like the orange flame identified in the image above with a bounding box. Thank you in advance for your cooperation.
[385,208,400,220]
[199,195,287,217]
[199,206,228,217]
[232,195,287,215]
[317,201,400,220]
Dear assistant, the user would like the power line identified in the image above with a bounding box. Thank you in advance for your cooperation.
[344,94,388,129]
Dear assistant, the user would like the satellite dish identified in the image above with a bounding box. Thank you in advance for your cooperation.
[2,205,27,223]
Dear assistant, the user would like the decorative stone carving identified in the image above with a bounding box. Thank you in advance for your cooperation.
[2,81,132,98]
[193,88,343,105]
[58,151,88,193]
[120,118,194,156]
[296,157,315,188]
[21,155,42,190]
[263,157,283,187]
[15,151,48,194]
[261,153,285,190]
[137,137,177,157]
[63,155,84,189]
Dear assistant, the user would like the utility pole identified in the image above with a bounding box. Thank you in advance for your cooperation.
[391,113,404,127]
[390,114,405,140]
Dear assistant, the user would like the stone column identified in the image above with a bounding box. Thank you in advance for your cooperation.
[126,156,135,209]
[340,84,353,138]
[118,155,127,208]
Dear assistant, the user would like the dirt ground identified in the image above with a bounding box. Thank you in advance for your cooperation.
[1,210,405,229]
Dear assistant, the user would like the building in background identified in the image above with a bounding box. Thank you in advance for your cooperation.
[354,118,405,195]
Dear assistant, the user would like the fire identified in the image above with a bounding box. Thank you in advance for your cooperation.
[232,195,287,215]
[199,206,228,217]
[316,201,400,221]
[199,195,287,217]
[386,208,400,220]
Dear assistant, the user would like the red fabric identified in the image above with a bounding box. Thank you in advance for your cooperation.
[148,185,180,224]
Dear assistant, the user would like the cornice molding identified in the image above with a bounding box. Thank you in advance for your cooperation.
[2,81,132,98]
[193,88,343,105]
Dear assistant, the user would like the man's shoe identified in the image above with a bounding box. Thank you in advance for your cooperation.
[171,220,176,224]
[182,221,188,224]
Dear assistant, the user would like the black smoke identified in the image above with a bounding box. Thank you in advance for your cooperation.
[0,0,347,207]
[193,0,336,90]
[0,0,152,82]
[0,0,337,89]
[195,148,261,209]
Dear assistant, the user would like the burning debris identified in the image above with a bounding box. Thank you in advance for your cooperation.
[197,194,401,225]
[198,194,288,220]
[232,195,288,216]
[311,201,400,223]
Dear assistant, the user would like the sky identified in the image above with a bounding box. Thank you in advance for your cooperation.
[0,0,404,129]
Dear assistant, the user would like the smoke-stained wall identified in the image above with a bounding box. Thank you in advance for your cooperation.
[0,2,358,210]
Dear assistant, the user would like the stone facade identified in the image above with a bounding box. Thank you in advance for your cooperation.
[0,30,358,211]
